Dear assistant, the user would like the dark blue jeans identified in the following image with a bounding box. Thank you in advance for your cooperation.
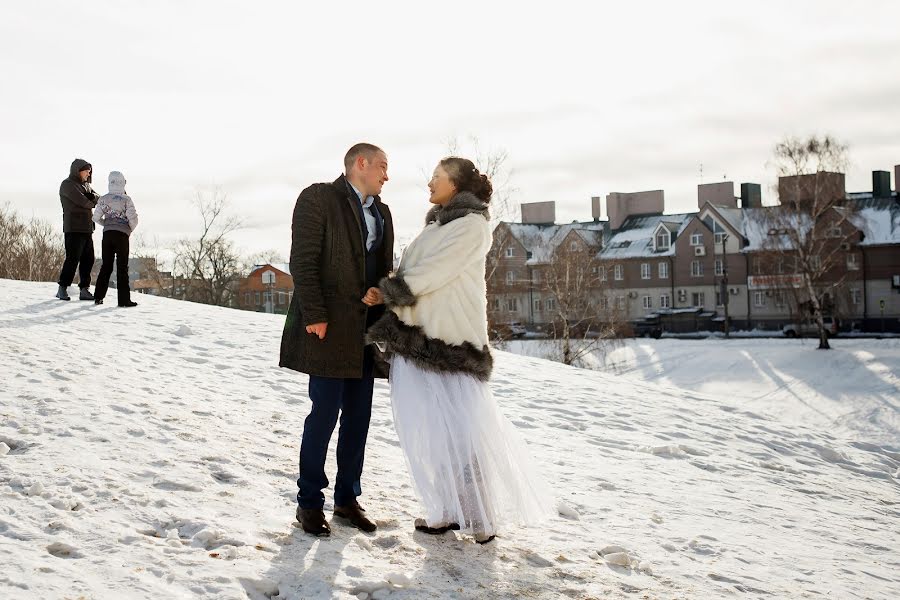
[297,347,375,509]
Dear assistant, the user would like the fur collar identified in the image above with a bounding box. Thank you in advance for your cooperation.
[425,191,490,226]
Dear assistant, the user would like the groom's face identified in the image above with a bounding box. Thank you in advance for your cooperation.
[360,151,389,196]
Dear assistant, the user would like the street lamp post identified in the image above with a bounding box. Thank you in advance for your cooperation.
[720,234,730,338]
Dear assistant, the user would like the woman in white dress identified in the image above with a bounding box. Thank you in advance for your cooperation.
[366,157,552,544]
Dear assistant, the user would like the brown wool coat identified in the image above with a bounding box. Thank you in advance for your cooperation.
[279,175,394,379]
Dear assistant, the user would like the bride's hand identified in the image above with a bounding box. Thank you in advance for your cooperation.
[362,287,384,306]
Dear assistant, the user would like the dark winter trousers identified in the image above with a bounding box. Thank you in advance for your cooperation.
[94,231,131,305]
[297,347,375,510]
[57,232,95,289]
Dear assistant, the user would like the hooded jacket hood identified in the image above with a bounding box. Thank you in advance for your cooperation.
[69,158,92,183]
[107,171,127,194]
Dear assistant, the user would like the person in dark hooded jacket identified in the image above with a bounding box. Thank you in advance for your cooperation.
[56,158,99,301]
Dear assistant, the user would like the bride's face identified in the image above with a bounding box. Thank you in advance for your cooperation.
[428,165,457,206]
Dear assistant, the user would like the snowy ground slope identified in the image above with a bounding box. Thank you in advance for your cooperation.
[506,338,900,447]
[0,279,897,599]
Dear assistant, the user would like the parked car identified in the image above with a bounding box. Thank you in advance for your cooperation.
[490,321,527,340]
[783,317,838,338]
[507,321,527,338]
[631,317,662,339]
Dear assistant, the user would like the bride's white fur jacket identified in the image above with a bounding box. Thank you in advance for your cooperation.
[367,192,494,380]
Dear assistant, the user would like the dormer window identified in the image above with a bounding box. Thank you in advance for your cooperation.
[505,247,514,258]
[655,231,670,250]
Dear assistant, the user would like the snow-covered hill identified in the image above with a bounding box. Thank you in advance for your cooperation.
[1,279,898,599]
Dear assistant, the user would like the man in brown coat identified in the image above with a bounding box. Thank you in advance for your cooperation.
[280,143,394,537]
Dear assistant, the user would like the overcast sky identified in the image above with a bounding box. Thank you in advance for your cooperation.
[2,0,899,260]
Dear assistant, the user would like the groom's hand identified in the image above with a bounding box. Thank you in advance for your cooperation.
[362,287,383,306]
[306,322,328,339]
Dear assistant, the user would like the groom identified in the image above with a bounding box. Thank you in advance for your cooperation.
[280,143,394,537]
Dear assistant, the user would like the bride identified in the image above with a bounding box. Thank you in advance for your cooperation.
[365,157,552,543]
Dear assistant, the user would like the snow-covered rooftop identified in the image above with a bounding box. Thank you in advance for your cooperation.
[599,213,692,259]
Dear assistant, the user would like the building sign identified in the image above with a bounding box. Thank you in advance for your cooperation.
[747,274,803,290]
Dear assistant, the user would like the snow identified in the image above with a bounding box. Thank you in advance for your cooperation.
[2,279,899,599]
[850,202,900,247]
[599,214,692,259]
[505,222,604,265]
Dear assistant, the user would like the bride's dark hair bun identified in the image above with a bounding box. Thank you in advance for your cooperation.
[439,156,493,203]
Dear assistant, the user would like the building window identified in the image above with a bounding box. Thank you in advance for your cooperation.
[660,294,671,308]
[599,297,609,310]
[533,298,542,312]
[546,298,556,311]
[640,263,651,279]
[692,292,705,307]
[690,233,703,246]
[775,258,785,274]
[716,290,723,306]
[846,254,859,270]
[599,267,607,282]
[656,231,670,250]
[614,264,624,280]
[505,247,514,258]
[714,259,723,276]
[850,288,861,305]
[491,298,500,311]
[278,291,286,305]
[714,232,726,246]
[616,296,626,310]
[506,298,518,312]
[642,295,652,309]
[244,292,251,305]
[658,262,668,279]
[827,226,842,238]
[506,271,515,285]
[570,241,579,251]
[754,291,766,307]
[691,260,704,277]
[533,270,541,283]
[255,291,260,304]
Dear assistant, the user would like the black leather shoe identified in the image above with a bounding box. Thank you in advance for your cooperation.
[333,502,377,533]
[296,507,331,537]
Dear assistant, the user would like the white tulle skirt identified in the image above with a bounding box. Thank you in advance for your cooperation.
[389,356,553,537]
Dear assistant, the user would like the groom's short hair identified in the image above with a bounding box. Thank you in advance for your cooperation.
[344,143,384,172]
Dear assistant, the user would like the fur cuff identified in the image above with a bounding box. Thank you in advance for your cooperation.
[367,311,493,381]
[379,275,416,307]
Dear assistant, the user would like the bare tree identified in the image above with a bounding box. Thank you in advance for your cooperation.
[0,203,65,282]
[245,249,286,269]
[759,135,854,349]
[539,235,622,366]
[171,188,245,307]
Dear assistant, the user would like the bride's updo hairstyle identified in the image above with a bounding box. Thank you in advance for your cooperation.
[439,157,493,203]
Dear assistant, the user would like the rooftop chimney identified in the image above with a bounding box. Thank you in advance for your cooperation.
[740,183,762,209]
[606,190,664,231]
[698,181,737,209]
[521,201,556,225]
[591,196,602,222]
[778,172,845,206]
[873,170,892,199]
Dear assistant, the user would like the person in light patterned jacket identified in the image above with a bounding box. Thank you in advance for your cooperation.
[92,171,139,307]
